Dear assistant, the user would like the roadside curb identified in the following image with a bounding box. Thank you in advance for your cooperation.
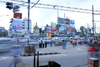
[20,52,61,56]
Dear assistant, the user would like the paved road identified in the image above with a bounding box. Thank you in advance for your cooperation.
[0,41,100,67]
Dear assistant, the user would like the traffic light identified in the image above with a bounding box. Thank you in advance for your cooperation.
[13,6,20,12]
[6,2,13,10]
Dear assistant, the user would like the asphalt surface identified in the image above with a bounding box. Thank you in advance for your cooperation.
[0,40,100,67]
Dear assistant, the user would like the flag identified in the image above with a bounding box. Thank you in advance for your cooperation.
[46,33,51,38]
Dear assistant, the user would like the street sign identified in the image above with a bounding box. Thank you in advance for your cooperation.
[14,12,22,19]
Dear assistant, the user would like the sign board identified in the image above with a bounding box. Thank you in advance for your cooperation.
[14,12,22,19]
[12,19,22,32]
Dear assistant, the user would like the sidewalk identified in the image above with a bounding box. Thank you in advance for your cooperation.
[35,43,88,54]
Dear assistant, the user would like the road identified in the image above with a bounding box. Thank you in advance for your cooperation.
[0,40,100,67]
[0,39,52,57]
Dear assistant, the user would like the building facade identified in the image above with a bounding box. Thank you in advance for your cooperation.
[22,18,32,35]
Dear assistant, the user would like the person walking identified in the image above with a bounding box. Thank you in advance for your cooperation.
[45,39,47,48]
[62,40,66,49]
[38,39,41,48]
[42,39,45,48]
[41,40,43,48]
[72,39,75,47]
[75,39,77,46]
[50,38,53,47]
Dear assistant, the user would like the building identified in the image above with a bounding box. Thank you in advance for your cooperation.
[22,17,32,35]
[33,23,39,36]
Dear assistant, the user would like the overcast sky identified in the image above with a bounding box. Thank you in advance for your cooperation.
[0,0,100,33]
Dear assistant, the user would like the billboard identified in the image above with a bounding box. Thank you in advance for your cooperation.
[59,25,66,33]
[12,19,22,32]
[51,22,56,27]
[70,20,75,28]
[58,17,66,24]
[45,27,51,33]
[58,17,70,24]
[51,27,56,33]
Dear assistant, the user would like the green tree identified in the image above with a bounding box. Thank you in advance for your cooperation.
[46,24,49,27]
[39,28,42,34]
[80,26,85,33]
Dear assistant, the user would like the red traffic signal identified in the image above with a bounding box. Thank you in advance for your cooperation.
[6,2,12,5]
[6,2,13,10]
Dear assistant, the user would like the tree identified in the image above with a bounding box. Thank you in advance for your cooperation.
[39,28,42,34]
[80,26,85,33]
[46,24,49,27]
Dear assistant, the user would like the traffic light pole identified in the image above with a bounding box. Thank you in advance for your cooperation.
[28,0,30,50]
[92,5,94,39]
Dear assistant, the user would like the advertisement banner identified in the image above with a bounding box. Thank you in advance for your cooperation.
[59,25,66,33]
[51,27,56,33]
[12,19,22,32]
[45,27,51,33]
[51,22,56,27]
[70,20,75,28]
[58,17,66,24]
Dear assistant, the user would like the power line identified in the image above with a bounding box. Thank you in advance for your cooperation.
[0,1,100,15]
[31,0,40,8]
[10,0,100,12]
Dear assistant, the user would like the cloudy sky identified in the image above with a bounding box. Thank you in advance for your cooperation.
[0,0,100,33]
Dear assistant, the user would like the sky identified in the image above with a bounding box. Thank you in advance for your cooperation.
[0,0,100,33]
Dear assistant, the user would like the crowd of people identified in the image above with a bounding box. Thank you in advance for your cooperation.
[38,38,53,48]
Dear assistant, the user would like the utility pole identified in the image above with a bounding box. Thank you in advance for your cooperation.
[92,5,94,39]
[95,23,96,34]
[64,13,65,38]
[28,0,30,49]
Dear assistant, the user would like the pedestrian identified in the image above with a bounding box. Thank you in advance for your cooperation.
[42,39,45,48]
[38,39,41,48]
[88,46,97,58]
[45,39,47,48]
[50,38,53,47]
[75,39,77,46]
[41,40,43,48]
[62,40,66,49]
[70,38,72,44]
[72,39,75,47]
[17,39,19,44]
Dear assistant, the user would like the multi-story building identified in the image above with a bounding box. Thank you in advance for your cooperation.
[22,17,32,35]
